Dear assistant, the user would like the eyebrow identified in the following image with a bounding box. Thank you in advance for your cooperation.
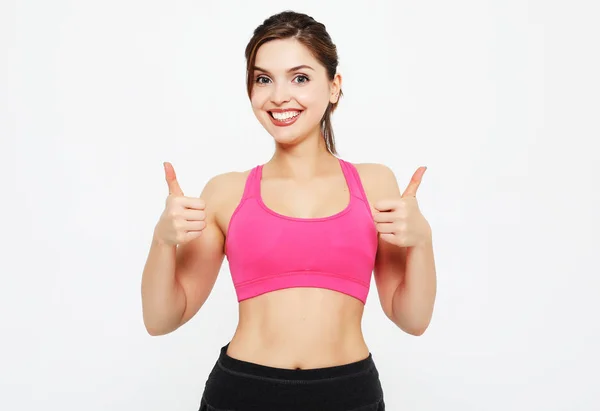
[252,65,315,74]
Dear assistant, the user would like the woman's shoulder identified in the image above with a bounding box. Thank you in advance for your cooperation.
[201,165,262,210]
[201,168,253,203]
[352,162,396,179]
[351,162,397,188]
[200,167,256,231]
[349,161,400,202]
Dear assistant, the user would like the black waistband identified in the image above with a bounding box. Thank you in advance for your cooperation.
[217,343,376,382]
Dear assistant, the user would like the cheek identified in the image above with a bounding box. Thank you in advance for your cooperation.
[301,95,329,124]
[296,87,328,108]
[250,93,270,125]
[298,90,330,124]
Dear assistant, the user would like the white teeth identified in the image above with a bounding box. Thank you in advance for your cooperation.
[272,111,300,120]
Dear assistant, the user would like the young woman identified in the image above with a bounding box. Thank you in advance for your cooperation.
[141,10,437,411]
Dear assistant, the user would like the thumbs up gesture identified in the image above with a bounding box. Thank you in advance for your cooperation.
[154,162,207,246]
[373,167,431,248]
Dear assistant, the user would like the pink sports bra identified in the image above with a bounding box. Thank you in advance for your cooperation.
[225,158,378,304]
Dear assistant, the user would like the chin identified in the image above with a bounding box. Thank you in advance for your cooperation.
[271,133,303,147]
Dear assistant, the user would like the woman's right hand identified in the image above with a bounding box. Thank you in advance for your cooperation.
[154,162,207,246]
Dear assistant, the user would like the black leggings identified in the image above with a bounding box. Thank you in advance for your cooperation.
[199,343,385,411]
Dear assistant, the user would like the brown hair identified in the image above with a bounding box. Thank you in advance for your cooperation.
[245,11,343,155]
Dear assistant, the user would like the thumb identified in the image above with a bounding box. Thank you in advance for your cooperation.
[163,162,184,196]
[401,166,427,198]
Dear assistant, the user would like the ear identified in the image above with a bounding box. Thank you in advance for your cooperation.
[330,73,342,104]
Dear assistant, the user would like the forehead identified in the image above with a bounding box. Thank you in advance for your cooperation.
[254,38,321,72]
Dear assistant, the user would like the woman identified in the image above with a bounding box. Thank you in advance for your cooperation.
[141,10,437,411]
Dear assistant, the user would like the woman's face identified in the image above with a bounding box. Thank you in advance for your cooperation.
[250,38,340,148]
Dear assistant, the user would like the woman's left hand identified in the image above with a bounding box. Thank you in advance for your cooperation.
[373,166,432,247]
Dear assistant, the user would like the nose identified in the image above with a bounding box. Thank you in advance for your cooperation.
[270,83,291,105]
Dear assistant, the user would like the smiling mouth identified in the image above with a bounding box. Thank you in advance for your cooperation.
[268,110,303,120]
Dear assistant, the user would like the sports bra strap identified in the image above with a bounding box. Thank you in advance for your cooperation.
[339,159,369,204]
[240,165,261,200]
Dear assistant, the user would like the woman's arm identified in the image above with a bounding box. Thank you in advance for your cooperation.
[356,163,437,336]
[141,174,226,336]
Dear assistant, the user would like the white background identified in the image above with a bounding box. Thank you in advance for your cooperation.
[2,0,599,410]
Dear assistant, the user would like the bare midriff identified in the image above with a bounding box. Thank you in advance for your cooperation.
[226,287,370,370]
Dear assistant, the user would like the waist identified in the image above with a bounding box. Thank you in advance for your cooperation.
[219,342,375,379]
[228,288,369,369]
[201,343,384,411]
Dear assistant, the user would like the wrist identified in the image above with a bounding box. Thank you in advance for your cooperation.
[152,228,175,248]
[412,229,432,249]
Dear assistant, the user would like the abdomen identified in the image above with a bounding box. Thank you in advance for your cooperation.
[227,287,370,369]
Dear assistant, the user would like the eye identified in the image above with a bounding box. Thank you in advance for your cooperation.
[294,75,310,84]
[255,75,270,84]
[255,75,271,85]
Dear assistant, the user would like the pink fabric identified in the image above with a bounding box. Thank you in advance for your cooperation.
[225,158,378,304]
